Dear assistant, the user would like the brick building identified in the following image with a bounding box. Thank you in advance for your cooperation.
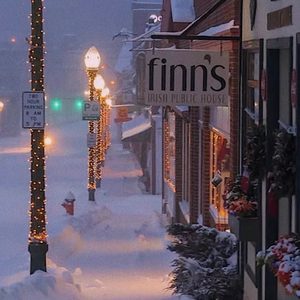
[156,0,240,228]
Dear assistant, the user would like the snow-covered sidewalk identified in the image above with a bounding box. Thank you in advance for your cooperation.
[0,117,177,299]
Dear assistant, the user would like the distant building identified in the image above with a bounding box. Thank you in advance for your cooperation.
[0,45,28,137]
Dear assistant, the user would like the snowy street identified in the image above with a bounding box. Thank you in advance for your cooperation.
[0,113,178,299]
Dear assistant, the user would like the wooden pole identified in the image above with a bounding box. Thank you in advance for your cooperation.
[28,0,48,274]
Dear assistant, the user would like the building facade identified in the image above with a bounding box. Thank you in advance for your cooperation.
[159,0,240,229]
[240,1,300,300]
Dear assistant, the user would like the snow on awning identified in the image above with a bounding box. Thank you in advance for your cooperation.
[171,0,195,23]
[176,106,189,112]
[122,114,151,142]
[197,20,237,36]
[114,41,133,74]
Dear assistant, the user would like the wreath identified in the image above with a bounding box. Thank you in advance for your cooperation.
[270,129,296,198]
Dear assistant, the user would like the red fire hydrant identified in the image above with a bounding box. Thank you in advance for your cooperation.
[62,191,76,215]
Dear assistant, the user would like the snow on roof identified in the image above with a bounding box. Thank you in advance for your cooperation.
[153,20,237,39]
[114,41,133,74]
[171,0,195,23]
[122,113,151,140]
[197,20,236,36]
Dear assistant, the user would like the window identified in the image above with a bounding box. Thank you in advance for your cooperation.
[244,51,260,128]
[169,112,176,184]
[164,111,176,188]
[182,122,190,202]
[210,131,230,219]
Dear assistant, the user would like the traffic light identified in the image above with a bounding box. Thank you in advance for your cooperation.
[51,98,62,111]
[75,98,83,110]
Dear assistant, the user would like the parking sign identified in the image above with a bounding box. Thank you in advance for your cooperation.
[22,92,45,129]
[82,101,100,120]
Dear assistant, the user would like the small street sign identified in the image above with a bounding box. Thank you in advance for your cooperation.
[87,133,96,147]
[82,101,100,120]
[22,92,45,129]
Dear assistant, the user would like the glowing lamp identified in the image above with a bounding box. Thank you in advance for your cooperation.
[84,46,101,70]
[106,98,112,107]
[102,87,110,97]
[44,136,52,146]
[0,101,4,112]
[94,74,105,90]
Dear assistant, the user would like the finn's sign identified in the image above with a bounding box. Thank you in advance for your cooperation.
[82,101,100,121]
[145,49,229,107]
[22,92,45,129]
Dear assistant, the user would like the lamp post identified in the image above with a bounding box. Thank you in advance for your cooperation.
[84,46,100,201]
[28,0,48,274]
[94,74,105,188]
[100,87,109,165]
[106,98,112,149]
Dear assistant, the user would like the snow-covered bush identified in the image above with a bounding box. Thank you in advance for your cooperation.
[167,223,243,300]
[257,233,300,298]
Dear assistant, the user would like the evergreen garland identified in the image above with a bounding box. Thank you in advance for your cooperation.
[271,129,296,198]
[244,124,266,180]
[167,224,243,300]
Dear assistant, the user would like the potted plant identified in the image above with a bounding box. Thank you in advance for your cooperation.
[225,176,260,241]
[224,124,265,241]
[257,234,300,298]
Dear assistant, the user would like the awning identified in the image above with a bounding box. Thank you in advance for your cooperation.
[122,114,151,142]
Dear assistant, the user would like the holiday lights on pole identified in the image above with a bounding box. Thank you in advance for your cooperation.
[94,74,105,188]
[106,98,112,149]
[84,46,101,201]
[28,0,48,275]
[101,87,110,158]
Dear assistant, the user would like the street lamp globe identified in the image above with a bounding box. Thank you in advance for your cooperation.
[85,46,101,70]
[106,98,112,107]
[94,74,105,90]
[102,87,110,97]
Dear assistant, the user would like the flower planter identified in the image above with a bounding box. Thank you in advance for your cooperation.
[228,214,260,242]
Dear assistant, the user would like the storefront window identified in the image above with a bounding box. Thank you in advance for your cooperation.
[244,50,260,133]
[169,112,176,184]
[164,111,176,188]
[210,131,230,215]
[182,122,190,202]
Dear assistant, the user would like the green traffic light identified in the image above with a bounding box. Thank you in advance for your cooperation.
[51,98,62,110]
[75,99,83,110]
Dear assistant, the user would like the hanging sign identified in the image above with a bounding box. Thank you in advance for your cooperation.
[145,49,229,107]
[82,101,100,120]
[291,69,297,108]
[114,107,132,123]
[261,69,267,101]
[22,91,45,129]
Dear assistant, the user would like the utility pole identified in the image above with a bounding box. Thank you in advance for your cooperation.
[28,0,48,274]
